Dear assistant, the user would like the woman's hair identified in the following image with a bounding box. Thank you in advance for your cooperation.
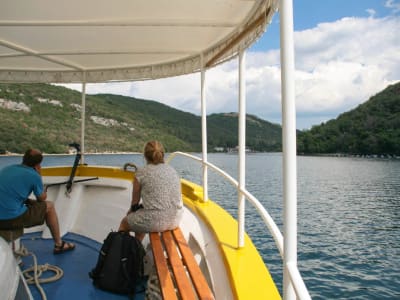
[22,149,43,167]
[144,140,165,164]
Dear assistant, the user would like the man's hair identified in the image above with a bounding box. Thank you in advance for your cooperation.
[22,149,43,167]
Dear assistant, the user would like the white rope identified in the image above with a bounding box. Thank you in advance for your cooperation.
[14,245,64,300]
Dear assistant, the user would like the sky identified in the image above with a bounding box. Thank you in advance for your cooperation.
[63,0,400,129]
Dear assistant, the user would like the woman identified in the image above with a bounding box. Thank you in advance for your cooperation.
[118,141,183,240]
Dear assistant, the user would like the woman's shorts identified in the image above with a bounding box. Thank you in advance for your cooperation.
[127,208,183,233]
[0,199,47,229]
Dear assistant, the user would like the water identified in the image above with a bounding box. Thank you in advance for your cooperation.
[296,157,400,299]
[1,153,399,299]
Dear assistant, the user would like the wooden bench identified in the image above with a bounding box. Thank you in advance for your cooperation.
[149,228,215,300]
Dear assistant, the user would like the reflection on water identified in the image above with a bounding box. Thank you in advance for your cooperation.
[1,153,399,299]
[297,157,400,299]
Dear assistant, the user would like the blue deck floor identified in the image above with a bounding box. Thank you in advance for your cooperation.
[19,232,146,300]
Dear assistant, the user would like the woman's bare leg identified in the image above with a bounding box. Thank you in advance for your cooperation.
[118,216,130,232]
[135,232,145,241]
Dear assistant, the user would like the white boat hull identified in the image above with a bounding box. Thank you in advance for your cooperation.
[34,165,280,299]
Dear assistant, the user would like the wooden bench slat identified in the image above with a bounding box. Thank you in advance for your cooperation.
[150,228,215,300]
[150,232,178,300]
[172,228,215,300]
[162,230,198,300]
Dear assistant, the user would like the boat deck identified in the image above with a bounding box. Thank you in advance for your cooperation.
[19,232,146,300]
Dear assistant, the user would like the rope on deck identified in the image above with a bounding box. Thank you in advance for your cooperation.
[15,245,64,300]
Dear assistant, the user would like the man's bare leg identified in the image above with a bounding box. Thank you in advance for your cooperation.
[45,201,74,250]
[45,201,62,244]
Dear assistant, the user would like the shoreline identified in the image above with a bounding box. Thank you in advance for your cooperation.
[2,152,399,159]
[0,152,142,156]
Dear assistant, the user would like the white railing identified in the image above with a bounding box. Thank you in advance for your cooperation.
[166,151,311,300]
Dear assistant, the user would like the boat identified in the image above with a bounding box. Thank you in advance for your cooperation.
[0,1,311,299]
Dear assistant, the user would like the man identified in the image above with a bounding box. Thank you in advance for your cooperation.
[0,149,75,254]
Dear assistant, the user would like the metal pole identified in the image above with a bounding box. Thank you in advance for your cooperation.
[81,75,86,164]
[201,55,208,202]
[280,0,297,299]
[238,48,246,248]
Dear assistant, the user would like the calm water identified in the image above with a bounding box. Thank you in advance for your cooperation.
[1,153,399,299]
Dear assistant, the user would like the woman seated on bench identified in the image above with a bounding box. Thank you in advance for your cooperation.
[118,140,183,240]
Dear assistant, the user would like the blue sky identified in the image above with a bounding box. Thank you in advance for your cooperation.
[253,0,399,51]
[65,0,400,129]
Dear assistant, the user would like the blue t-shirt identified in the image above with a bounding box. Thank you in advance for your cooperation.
[0,164,44,220]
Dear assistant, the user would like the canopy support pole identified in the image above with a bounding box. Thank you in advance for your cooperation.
[80,74,86,164]
[280,1,297,299]
[238,48,246,248]
[200,54,208,202]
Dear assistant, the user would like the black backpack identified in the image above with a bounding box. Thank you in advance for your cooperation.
[89,231,146,297]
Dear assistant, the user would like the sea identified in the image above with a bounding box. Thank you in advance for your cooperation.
[1,153,399,300]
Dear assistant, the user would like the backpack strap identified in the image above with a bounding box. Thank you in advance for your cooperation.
[133,236,145,277]
[89,231,115,279]
[120,232,136,298]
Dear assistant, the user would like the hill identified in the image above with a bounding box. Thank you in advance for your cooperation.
[0,83,282,154]
[297,82,400,156]
[207,113,281,152]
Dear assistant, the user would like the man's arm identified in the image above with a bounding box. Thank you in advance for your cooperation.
[33,164,47,201]
[37,191,47,202]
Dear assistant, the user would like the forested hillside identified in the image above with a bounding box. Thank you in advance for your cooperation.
[2,81,398,156]
[207,113,281,152]
[0,83,282,154]
[297,82,400,155]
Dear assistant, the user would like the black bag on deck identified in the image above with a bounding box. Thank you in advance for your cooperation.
[89,231,145,296]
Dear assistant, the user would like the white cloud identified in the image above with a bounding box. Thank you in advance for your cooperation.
[62,15,400,130]
[385,0,400,13]
[293,16,399,128]
[366,9,376,18]
[130,73,201,114]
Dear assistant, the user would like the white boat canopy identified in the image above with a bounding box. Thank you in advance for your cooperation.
[0,0,278,83]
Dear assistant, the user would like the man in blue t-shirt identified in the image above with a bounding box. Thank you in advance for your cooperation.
[0,149,75,254]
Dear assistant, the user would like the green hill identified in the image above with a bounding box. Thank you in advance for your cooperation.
[297,82,400,156]
[3,82,397,156]
[207,113,281,152]
[0,83,282,154]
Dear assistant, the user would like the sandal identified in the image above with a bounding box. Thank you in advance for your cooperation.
[54,240,75,254]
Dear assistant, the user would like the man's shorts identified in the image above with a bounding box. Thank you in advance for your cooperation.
[0,199,47,229]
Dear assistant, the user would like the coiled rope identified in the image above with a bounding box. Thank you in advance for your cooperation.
[14,245,64,300]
